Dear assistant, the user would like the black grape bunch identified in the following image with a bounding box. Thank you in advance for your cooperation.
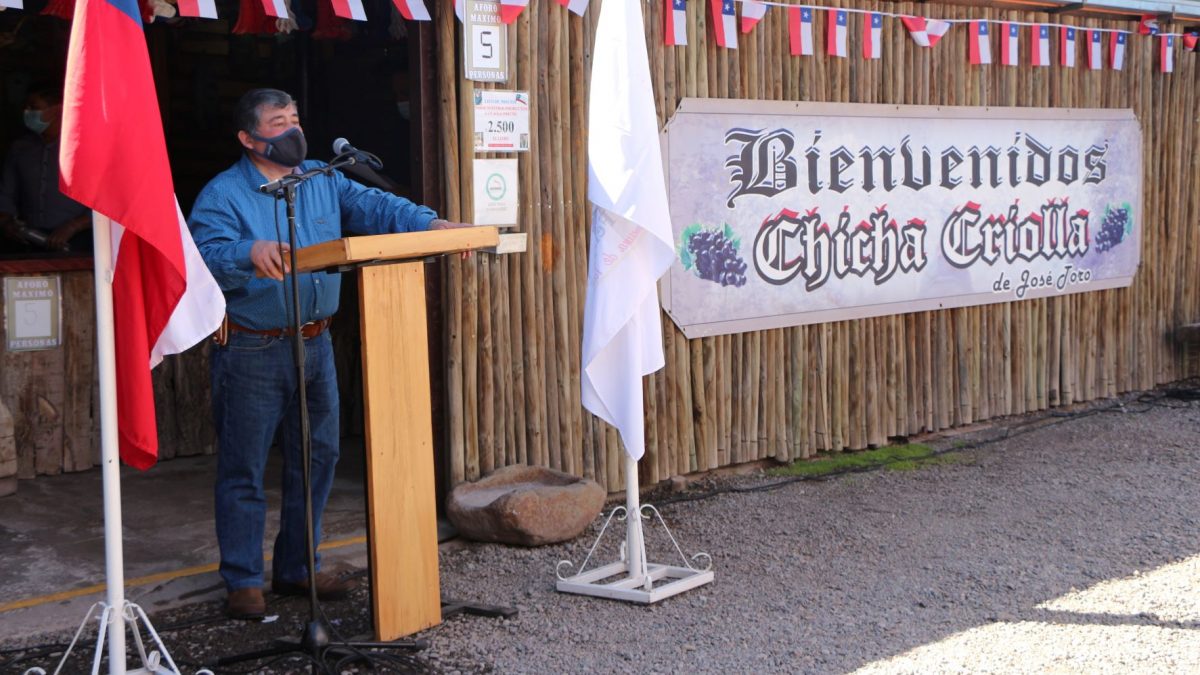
[1095,205,1130,253]
[686,227,748,287]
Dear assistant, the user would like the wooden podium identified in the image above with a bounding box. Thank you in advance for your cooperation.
[295,227,499,641]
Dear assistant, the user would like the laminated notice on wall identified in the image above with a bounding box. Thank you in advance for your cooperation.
[4,275,62,351]
[473,158,519,226]
[463,0,509,83]
[474,90,530,152]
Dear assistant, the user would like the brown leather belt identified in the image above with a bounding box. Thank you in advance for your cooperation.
[227,316,332,340]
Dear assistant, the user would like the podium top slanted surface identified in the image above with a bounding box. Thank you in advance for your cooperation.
[295,226,500,273]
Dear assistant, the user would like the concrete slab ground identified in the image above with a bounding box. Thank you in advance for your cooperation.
[0,440,375,641]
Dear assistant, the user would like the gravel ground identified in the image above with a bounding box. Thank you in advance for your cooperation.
[4,387,1200,674]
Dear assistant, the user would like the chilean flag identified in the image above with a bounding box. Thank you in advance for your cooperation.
[500,0,527,24]
[60,0,224,469]
[1139,14,1160,36]
[1031,24,1050,66]
[392,0,430,21]
[557,0,589,17]
[664,0,687,46]
[1184,33,1199,50]
[1161,34,1174,73]
[334,0,367,20]
[901,16,950,48]
[1000,21,1018,66]
[711,0,736,49]
[260,0,287,18]
[177,0,217,18]
[827,10,847,58]
[863,13,882,60]
[1111,31,1127,70]
[788,6,814,56]
[969,21,991,65]
[740,0,765,34]
[1086,29,1103,69]
[1060,26,1077,67]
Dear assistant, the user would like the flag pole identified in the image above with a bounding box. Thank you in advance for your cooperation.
[624,456,648,587]
[556,0,712,605]
[92,212,128,674]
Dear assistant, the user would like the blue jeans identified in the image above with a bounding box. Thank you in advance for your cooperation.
[211,330,340,592]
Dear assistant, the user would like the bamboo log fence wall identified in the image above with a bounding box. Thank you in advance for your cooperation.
[435,0,1200,493]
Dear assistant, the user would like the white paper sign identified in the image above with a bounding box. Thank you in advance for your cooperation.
[473,159,519,226]
[4,275,62,351]
[474,90,530,152]
[463,0,508,83]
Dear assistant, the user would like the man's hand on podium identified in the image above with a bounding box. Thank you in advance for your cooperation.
[429,219,476,259]
[429,219,471,230]
[252,240,291,280]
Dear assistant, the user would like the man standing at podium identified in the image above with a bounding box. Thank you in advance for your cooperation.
[189,88,466,620]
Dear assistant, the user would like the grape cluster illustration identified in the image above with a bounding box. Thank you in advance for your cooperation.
[685,227,748,287]
[1095,205,1130,253]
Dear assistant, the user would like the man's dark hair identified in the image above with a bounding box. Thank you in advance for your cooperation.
[234,88,295,134]
[27,83,63,106]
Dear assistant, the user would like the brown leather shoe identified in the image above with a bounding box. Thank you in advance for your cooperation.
[226,587,266,620]
[271,572,356,601]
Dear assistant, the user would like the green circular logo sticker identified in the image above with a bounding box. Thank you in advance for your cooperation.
[485,173,507,200]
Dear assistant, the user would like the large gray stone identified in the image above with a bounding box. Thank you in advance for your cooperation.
[447,465,606,546]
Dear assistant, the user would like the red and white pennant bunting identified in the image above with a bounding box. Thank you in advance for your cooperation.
[1060,26,1077,68]
[178,0,217,18]
[665,0,688,46]
[863,12,882,60]
[827,9,848,57]
[968,20,991,65]
[741,0,766,33]
[1000,21,1019,66]
[557,0,590,17]
[788,6,814,56]
[901,16,950,48]
[334,0,367,20]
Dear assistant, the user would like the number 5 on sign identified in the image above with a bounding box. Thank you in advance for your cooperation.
[472,27,499,68]
[464,0,509,83]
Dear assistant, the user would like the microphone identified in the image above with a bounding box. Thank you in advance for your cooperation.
[332,137,384,170]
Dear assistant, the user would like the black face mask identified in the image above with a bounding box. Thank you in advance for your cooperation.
[250,126,307,168]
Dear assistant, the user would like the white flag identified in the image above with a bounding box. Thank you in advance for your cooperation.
[582,0,676,461]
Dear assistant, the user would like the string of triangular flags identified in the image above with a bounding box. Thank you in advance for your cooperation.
[4,0,1189,73]
[0,0,433,22]
[686,1,1190,73]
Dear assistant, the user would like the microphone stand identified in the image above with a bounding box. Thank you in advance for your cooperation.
[212,154,426,674]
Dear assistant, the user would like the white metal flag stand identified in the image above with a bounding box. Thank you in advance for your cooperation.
[33,215,187,675]
[556,456,713,603]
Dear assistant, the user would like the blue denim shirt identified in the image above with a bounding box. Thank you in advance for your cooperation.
[189,155,437,330]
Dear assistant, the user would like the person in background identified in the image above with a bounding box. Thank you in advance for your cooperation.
[189,88,470,620]
[0,85,92,253]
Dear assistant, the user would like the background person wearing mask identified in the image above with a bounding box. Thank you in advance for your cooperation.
[0,85,92,253]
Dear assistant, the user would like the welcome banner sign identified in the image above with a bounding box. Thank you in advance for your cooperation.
[661,99,1142,339]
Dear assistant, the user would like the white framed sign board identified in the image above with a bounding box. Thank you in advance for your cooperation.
[473,158,519,226]
[4,275,63,351]
[463,0,509,83]
[474,90,529,152]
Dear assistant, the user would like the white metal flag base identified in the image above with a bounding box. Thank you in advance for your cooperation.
[29,601,196,675]
[556,457,714,604]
